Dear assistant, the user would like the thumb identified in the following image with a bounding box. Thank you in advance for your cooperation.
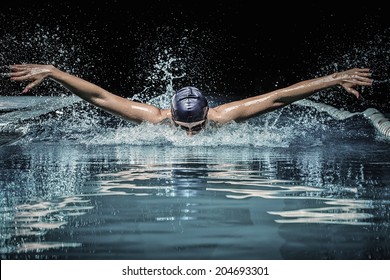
[343,84,360,99]
[22,79,42,93]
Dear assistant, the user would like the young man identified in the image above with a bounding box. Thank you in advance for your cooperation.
[8,64,373,136]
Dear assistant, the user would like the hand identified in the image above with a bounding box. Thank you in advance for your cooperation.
[9,64,53,93]
[333,68,373,99]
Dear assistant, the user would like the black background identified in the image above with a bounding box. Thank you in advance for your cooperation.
[1,1,389,110]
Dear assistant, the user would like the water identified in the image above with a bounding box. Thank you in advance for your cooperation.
[1,96,389,260]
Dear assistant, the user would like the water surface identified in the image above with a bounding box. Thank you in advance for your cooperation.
[1,99,389,259]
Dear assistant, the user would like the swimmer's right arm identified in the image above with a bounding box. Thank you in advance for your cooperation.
[9,64,169,124]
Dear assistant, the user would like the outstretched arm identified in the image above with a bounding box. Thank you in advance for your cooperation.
[9,64,168,124]
[208,68,373,124]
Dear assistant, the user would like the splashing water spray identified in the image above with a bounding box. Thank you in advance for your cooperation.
[131,49,186,109]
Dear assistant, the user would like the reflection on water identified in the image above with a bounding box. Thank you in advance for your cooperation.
[269,199,373,225]
[1,196,90,254]
[0,143,389,259]
[92,164,375,225]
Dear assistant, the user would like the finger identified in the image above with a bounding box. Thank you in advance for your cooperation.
[350,68,372,78]
[9,64,40,72]
[352,79,373,86]
[12,64,43,68]
[353,71,373,79]
[343,86,360,99]
[347,72,372,80]
[9,66,29,74]
[22,80,41,93]
[10,70,30,78]
[10,65,28,71]
[343,77,373,85]
[352,78,373,86]
[358,75,373,82]
[354,68,371,73]
[356,71,372,77]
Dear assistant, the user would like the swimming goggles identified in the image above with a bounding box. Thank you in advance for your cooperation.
[173,119,206,132]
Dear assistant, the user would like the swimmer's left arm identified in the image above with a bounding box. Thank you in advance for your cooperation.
[208,68,373,124]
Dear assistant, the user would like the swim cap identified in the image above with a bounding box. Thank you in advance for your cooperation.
[171,86,209,122]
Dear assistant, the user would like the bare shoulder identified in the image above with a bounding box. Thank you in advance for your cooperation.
[158,108,172,123]
[207,107,222,123]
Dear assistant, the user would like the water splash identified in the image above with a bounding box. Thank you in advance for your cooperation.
[308,29,390,112]
[131,49,186,108]
[0,23,101,96]
[1,94,387,148]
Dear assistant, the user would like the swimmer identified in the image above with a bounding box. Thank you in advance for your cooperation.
[7,64,373,136]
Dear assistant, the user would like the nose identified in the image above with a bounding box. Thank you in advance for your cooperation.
[186,129,202,136]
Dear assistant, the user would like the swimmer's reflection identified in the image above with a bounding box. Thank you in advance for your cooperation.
[91,162,209,224]
[92,162,209,198]
[169,163,209,197]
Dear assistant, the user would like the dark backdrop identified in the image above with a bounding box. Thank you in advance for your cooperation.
[1,1,389,111]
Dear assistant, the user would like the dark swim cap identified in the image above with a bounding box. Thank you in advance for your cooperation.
[171,86,209,122]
